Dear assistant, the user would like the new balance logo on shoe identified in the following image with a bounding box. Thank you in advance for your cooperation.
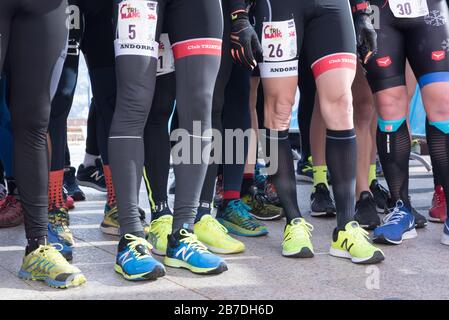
[341,238,354,252]
[176,247,194,261]
[90,171,103,182]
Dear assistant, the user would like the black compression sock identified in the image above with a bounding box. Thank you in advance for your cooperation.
[263,129,301,223]
[195,201,212,223]
[241,174,254,197]
[426,120,449,217]
[26,236,48,255]
[377,119,411,208]
[151,201,172,221]
[326,129,357,230]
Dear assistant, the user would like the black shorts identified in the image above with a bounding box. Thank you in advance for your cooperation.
[254,0,357,79]
[366,0,449,92]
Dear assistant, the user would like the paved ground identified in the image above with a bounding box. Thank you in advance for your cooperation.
[0,144,448,300]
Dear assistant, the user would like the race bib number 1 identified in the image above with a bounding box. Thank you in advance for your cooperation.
[157,33,175,76]
[115,0,158,57]
[389,0,429,18]
[261,19,297,62]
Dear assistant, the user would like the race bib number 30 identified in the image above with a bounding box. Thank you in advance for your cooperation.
[389,0,429,18]
[262,19,297,62]
[116,0,158,57]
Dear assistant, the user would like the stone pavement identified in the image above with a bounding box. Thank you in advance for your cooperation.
[0,145,448,300]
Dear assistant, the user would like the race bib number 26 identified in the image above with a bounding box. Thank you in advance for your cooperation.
[262,19,297,62]
[389,0,429,18]
[115,0,158,57]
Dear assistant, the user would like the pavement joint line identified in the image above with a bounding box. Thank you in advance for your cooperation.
[72,236,116,256]
[162,276,213,300]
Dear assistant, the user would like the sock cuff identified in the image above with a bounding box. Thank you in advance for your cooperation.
[326,128,356,139]
[378,117,406,133]
[243,173,254,179]
[223,190,240,200]
[263,129,289,140]
[428,120,449,134]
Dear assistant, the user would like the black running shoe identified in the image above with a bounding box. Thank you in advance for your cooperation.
[408,196,427,229]
[310,183,336,217]
[63,167,85,201]
[354,191,380,230]
[76,158,106,192]
[370,179,390,213]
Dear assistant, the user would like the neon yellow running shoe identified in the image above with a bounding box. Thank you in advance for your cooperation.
[147,215,173,256]
[282,218,314,258]
[100,203,119,236]
[18,244,86,289]
[330,221,385,264]
[194,215,245,254]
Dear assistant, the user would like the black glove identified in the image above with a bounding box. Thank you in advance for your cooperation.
[352,1,377,64]
[230,11,263,70]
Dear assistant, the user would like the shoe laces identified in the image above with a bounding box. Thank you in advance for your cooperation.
[124,234,153,260]
[179,229,208,254]
[284,219,313,244]
[346,223,370,243]
[383,201,409,226]
[228,201,262,230]
[203,216,228,235]
[150,215,172,234]
[31,244,69,269]
[434,188,446,206]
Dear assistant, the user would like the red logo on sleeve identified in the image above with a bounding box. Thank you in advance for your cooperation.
[432,51,446,61]
[376,56,392,67]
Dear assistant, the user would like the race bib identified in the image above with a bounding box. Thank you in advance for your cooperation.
[115,0,158,57]
[389,0,429,18]
[157,33,175,76]
[261,19,297,62]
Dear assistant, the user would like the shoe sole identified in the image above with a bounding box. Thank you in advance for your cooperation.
[282,247,314,258]
[100,224,120,236]
[376,206,385,213]
[329,247,385,264]
[151,248,166,256]
[76,179,107,193]
[428,216,445,223]
[441,233,449,246]
[0,218,24,228]
[373,228,418,245]
[18,270,86,288]
[295,175,313,183]
[204,244,245,255]
[250,212,284,221]
[311,210,336,218]
[357,223,379,231]
[164,258,228,275]
[415,221,428,229]
[114,264,166,281]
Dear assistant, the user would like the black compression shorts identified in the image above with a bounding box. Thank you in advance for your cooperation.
[254,0,357,79]
[366,0,449,92]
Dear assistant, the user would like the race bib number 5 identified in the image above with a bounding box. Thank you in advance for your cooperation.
[389,0,429,18]
[115,0,158,58]
[262,19,297,62]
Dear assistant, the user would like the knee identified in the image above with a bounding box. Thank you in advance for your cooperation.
[376,91,408,120]
[425,92,449,121]
[264,95,295,130]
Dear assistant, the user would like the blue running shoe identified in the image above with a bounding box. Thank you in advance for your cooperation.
[164,229,228,275]
[373,201,417,245]
[48,207,74,261]
[441,220,449,246]
[217,199,268,237]
[115,234,166,281]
